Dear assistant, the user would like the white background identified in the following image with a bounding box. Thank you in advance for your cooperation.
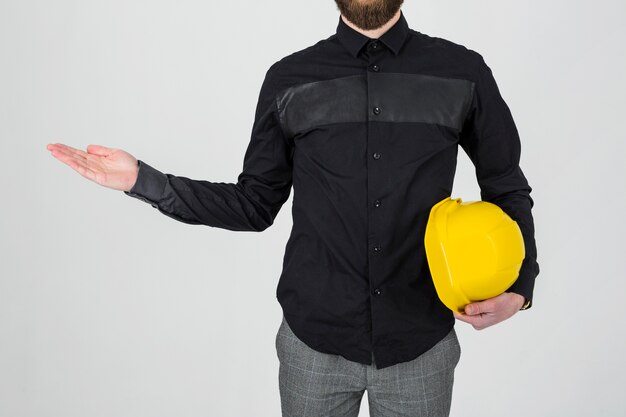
[1,0,624,416]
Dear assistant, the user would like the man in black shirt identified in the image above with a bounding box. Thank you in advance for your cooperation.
[47,0,539,415]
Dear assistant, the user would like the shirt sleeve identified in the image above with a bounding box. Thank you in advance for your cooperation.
[123,63,294,232]
[459,52,540,309]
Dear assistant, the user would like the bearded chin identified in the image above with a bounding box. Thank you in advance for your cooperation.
[335,0,404,31]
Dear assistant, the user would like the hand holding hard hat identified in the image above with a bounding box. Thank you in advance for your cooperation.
[424,196,526,317]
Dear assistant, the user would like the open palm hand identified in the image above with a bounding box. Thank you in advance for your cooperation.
[47,143,139,192]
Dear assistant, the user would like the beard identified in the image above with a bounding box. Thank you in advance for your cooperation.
[334,0,404,30]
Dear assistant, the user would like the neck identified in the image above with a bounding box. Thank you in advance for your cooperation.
[340,9,402,39]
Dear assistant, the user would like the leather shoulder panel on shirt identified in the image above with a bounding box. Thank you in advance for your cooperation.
[276,73,475,138]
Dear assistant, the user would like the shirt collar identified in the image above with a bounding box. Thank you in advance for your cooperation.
[336,9,410,58]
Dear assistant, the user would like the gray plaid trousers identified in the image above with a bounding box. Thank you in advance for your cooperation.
[275,315,461,417]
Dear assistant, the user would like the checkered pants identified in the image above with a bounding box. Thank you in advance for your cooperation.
[275,315,461,417]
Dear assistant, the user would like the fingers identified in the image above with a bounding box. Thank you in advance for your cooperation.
[49,145,102,170]
[48,143,90,160]
[50,145,88,165]
[454,294,515,330]
[49,145,99,181]
[453,310,493,331]
[464,299,497,316]
[459,300,496,330]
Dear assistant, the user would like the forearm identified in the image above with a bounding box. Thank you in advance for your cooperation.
[125,159,290,231]
[489,189,539,307]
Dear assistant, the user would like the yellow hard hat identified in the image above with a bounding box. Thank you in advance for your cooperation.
[424,196,525,313]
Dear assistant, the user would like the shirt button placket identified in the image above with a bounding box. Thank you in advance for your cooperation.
[366,37,384,356]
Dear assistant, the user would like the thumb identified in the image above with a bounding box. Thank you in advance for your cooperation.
[86,144,114,157]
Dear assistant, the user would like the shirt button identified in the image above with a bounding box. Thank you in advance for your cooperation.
[371,64,380,72]
[373,106,381,115]
[373,152,381,160]
[371,41,379,49]
[373,245,381,252]
[374,199,381,207]
[373,288,382,296]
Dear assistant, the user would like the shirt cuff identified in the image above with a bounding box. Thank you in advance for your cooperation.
[506,273,535,310]
[123,159,168,204]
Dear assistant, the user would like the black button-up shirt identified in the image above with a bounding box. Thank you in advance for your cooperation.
[124,10,539,369]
